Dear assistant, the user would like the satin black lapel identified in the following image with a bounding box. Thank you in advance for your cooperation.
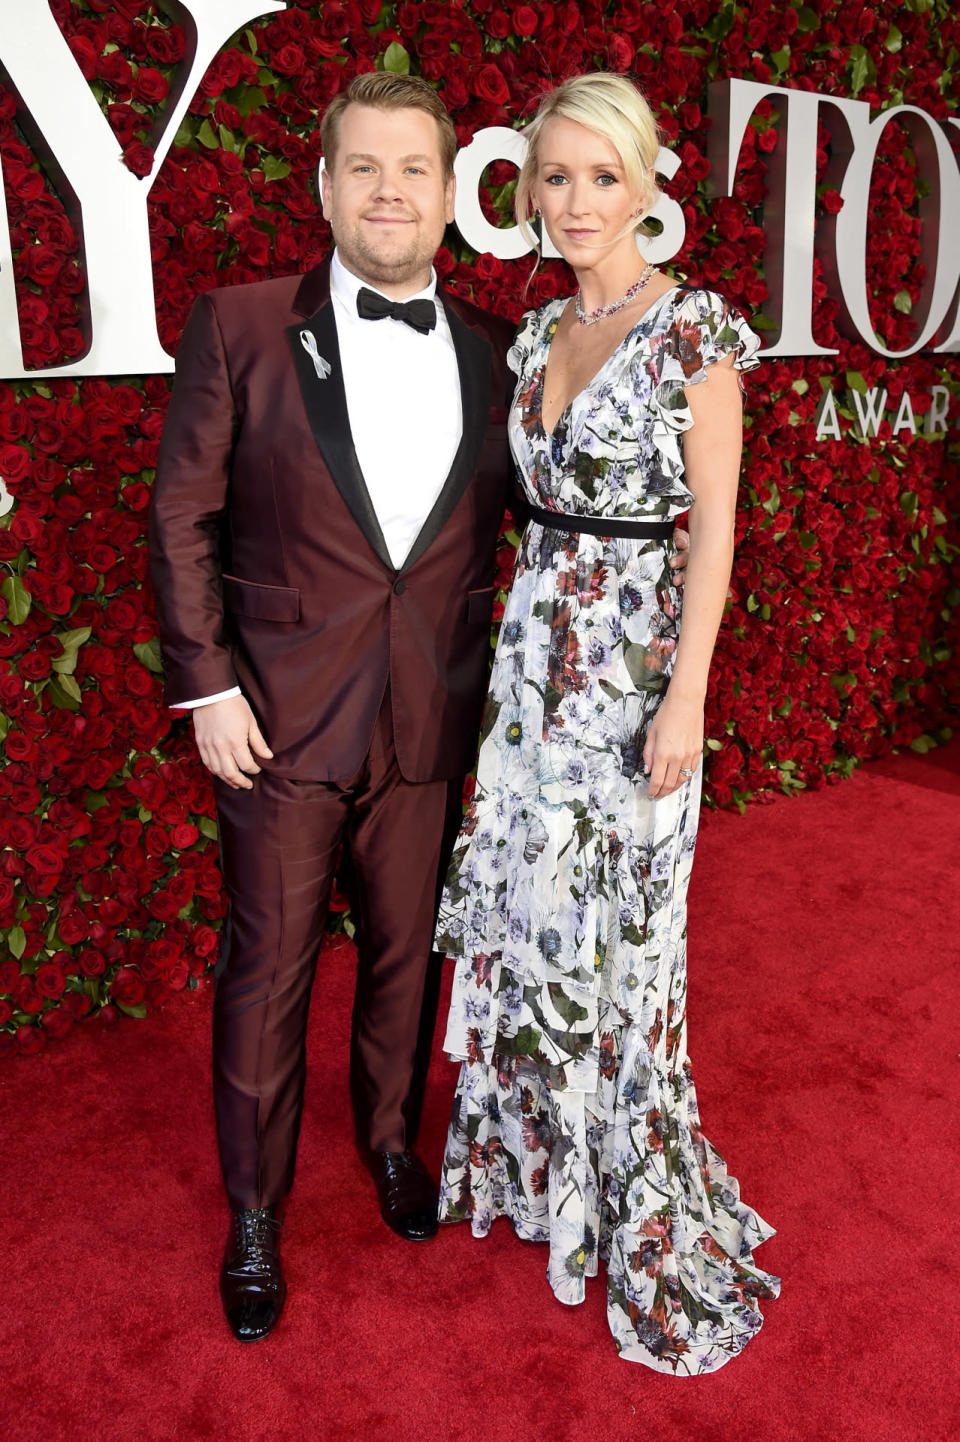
[285,305,393,571]
[399,301,492,575]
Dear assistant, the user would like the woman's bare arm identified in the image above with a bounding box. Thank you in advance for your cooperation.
[643,353,742,798]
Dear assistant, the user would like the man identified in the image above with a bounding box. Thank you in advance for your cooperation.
[149,72,687,1344]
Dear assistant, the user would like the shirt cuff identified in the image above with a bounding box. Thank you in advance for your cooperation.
[173,686,242,710]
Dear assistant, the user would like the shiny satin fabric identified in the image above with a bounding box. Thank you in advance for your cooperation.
[212,693,452,1209]
[148,256,515,785]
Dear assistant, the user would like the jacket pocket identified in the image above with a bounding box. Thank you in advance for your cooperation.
[222,574,301,623]
[466,586,495,624]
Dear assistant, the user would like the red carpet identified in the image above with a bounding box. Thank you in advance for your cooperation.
[4,743,959,1442]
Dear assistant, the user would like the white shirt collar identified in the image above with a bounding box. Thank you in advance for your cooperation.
[330,248,438,310]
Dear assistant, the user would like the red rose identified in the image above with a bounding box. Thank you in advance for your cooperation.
[26,845,63,875]
[146,25,186,64]
[78,948,106,978]
[16,1025,46,1056]
[0,443,31,483]
[110,968,146,1007]
[607,33,634,71]
[0,960,21,992]
[133,66,169,104]
[473,64,510,105]
[41,1007,74,1038]
[271,44,304,75]
[67,35,98,81]
[13,976,43,1015]
[193,925,220,958]
[35,962,65,1000]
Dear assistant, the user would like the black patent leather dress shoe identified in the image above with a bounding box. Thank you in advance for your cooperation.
[368,1150,439,1241]
[219,1206,286,1342]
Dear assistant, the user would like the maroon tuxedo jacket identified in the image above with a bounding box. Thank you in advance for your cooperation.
[148,258,515,783]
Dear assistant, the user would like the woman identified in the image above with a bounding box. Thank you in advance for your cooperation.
[434,73,780,1374]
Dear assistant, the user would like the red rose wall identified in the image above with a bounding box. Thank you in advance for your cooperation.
[0,0,957,1054]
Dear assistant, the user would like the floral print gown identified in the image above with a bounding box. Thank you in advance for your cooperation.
[434,286,780,1375]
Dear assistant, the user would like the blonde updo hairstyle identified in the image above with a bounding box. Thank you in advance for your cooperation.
[515,73,662,249]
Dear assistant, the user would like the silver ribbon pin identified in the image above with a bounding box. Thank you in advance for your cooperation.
[299,329,331,381]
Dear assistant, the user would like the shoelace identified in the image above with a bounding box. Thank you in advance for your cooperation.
[379,1153,422,1201]
[230,1208,281,1266]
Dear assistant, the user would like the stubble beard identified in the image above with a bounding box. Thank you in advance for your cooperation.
[334,217,439,292]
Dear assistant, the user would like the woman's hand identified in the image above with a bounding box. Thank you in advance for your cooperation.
[642,692,703,799]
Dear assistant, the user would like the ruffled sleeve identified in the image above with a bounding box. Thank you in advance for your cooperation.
[667,288,761,386]
[506,309,539,378]
[648,288,761,507]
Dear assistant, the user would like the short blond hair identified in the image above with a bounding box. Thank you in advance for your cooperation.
[321,73,458,180]
[515,73,662,245]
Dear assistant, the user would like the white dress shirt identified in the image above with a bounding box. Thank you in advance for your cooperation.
[176,249,464,710]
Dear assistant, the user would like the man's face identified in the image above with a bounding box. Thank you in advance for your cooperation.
[321,104,455,297]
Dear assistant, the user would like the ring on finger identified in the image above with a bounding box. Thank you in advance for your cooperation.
[680,767,695,778]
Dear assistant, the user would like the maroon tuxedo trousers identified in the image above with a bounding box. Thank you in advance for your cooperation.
[213,689,460,1208]
[149,259,515,1208]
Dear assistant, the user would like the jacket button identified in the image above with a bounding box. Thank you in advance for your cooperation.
[393,579,406,596]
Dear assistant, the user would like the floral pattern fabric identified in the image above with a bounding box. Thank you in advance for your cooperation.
[434,286,780,1374]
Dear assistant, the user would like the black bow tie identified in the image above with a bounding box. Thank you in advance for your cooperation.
[356,287,437,334]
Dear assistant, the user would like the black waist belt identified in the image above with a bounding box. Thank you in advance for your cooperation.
[527,504,674,540]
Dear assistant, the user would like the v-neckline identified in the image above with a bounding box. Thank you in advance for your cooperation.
[537,284,682,440]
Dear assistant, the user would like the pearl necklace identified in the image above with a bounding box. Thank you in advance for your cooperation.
[575,263,656,326]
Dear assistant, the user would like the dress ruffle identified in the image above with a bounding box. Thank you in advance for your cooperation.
[648,289,762,502]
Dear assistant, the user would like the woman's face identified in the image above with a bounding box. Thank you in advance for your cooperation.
[532,116,647,270]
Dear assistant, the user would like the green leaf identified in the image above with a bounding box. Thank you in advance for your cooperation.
[1,574,31,624]
[233,84,268,118]
[795,5,819,30]
[848,45,876,97]
[894,289,912,314]
[196,118,219,149]
[382,41,410,75]
[845,370,867,395]
[261,155,291,182]
[173,116,195,148]
[217,124,237,153]
[884,22,903,52]
[47,674,81,710]
[52,626,92,676]
[133,638,164,674]
[749,312,778,332]
[512,1023,543,1057]
[900,490,918,516]
[244,27,258,55]
[705,737,722,751]
[546,983,589,1026]
[909,733,937,753]
[115,1001,147,1019]
[8,925,26,960]
[0,712,7,745]
[199,816,219,840]
[770,46,790,73]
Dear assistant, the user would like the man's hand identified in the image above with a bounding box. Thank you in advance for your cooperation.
[193,695,273,789]
[669,525,689,585]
